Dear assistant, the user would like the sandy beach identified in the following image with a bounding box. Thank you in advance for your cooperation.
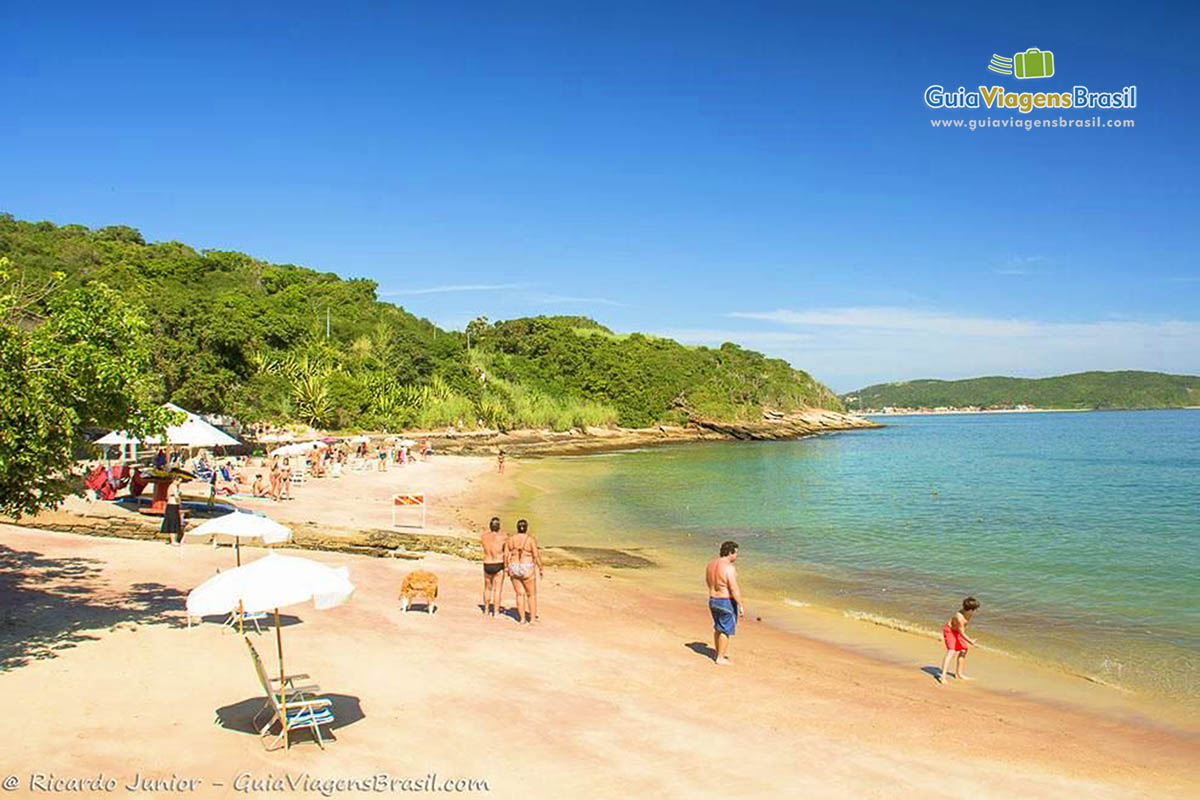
[1,456,1197,799]
[227,455,509,537]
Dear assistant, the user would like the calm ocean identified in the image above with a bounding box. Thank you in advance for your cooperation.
[516,410,1200,708]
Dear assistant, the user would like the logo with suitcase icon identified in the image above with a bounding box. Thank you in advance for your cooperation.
[988,48,1055,79]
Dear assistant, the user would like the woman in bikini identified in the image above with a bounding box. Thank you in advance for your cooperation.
[504,518,543,623]
[279,458,293,500]
[268,455,281,501]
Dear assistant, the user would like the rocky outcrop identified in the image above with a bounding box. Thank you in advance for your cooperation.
[420,409,880,456]
[689,409,881,440]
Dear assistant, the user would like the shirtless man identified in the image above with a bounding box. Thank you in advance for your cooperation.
[705,540,744,665]
[480,517,507,617]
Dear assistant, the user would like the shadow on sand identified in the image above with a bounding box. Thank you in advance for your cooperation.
[477,603,523,622]
[399,603,437,615]
[685,641,717,661]
[215,694,365,744]
[193,613,304,631]
[0,544,186,671]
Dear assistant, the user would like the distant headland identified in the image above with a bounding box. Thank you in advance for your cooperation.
[842,370,1200,414]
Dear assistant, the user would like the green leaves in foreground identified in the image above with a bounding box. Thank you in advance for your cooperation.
[0,257,176,518]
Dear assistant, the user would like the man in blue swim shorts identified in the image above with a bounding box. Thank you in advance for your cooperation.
[705,540,744,665]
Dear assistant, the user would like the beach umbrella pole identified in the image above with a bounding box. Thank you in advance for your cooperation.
[236,539,243,634]
[275,607,287,749]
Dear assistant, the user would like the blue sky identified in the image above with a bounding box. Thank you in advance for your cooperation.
[3,1,1197,391]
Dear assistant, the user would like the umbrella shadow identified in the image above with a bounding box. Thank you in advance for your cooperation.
[111,497,237,518]
[193,613,304,631]
[215,694,365,741]
[184,503,240,519]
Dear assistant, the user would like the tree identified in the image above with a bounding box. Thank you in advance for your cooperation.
[0,257,176,518]
[465,316,490,351]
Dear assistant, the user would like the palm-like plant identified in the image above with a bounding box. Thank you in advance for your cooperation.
[250,346,337,427]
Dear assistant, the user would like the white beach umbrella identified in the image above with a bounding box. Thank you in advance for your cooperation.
[95,403,240,448]
[186,552,353,618]
[269,441,326,457]
[184,511,292,565]
[186,552,355,744]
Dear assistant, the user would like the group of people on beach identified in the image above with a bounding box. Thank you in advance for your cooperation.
[374,440,432,472]
[704,541,981,681]
[250,456,294,501]
[479,516,544,623]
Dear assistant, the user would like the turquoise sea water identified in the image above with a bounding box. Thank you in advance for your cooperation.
[518,410,1200,707]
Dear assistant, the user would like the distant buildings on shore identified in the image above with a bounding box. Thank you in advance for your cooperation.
[856,404,1036,415]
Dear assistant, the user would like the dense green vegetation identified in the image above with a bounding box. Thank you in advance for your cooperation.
[0,215,841,432]
[0,255,176,517]
[843,371,1200,411]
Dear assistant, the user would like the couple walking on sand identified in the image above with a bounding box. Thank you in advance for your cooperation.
[480,517,544,623]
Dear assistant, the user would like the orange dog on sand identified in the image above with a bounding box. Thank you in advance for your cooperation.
[399,570,439,614]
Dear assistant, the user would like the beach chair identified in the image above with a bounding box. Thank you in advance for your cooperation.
[223,608,270,634]
[244,637,333,751]
[185,605,269,633]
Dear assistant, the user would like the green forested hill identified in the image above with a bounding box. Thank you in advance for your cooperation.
[0,215,841,431]
[843,372,1200,411]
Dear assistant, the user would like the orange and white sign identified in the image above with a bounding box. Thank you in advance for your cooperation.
[392,491,427,528]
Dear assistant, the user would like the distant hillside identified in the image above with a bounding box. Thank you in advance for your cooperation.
[0,214,842,431]
[843,371,1200,411]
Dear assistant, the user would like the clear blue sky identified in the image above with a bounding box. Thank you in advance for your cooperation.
[3,1,1197,391]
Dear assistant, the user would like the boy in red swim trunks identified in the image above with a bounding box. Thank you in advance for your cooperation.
[937,596,980,684]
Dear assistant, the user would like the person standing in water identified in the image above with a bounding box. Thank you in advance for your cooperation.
[504,519,542,623]
[480,517,507,617]
[705,540,744,665]
[938,597,980,684]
